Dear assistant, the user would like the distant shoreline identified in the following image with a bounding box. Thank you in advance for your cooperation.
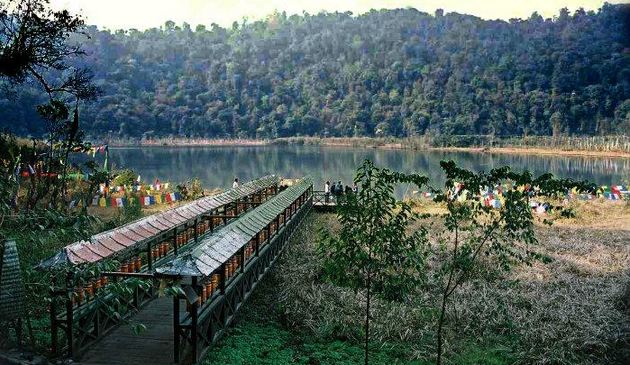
[107,137,630,159]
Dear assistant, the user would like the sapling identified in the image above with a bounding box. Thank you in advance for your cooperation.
[319,159,430,365]
[431,160,594,365]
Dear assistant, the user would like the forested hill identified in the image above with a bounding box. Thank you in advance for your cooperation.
[2,4,630,139]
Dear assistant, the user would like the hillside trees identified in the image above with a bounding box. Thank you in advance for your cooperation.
[1,4,629,139]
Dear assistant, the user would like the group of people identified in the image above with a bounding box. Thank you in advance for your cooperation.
[324,180,357,202]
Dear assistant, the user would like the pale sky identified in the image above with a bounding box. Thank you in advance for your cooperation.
[50,0,629,30]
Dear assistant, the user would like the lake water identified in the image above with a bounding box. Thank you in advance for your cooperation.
[109,146,629,193]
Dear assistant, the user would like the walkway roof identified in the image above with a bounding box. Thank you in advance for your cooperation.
[155,177,312,278]
[39,175,279,269]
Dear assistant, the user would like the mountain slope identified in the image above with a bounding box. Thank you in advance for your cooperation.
[2,4,630,138]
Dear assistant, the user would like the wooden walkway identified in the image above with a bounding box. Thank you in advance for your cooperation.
[312,191,337,212]
[62,179,313,365]
[77,297,181,365]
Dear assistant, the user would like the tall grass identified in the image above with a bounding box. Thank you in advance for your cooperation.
[224,211,630,364]
[273,135,630,153]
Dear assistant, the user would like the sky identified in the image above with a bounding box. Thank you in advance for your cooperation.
[49,0,629,30]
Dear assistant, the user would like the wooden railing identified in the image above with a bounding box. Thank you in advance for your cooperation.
[49,184,280,359]
[173,185,313,364]
[312,190,341,208]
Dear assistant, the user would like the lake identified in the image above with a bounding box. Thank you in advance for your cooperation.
[109,146,629,194]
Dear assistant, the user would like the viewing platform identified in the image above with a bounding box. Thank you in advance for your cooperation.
[312,191,339,212]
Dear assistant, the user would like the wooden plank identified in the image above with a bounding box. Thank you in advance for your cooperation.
[77,297,185,365]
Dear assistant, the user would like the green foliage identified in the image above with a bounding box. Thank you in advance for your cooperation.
[130,322,147,336]
[430,160,595,365]
[111,168,138,186]
[319,159,430,364]
[1,210,98,267]
[1,0,99,209]
[450,340,515,365]
[203,321,423,365]
[320,160,430,300]
[0,0,87,85]
[177,177,205,201]
[2,5,629,138]
[103,199,143,230]
[315,159,597,365]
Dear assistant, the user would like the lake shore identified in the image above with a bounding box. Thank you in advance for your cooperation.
[108,136,630,158]
[431,146,630,159]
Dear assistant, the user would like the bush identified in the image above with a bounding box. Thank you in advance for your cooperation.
[177,178,204,201]
[111,169,138,186]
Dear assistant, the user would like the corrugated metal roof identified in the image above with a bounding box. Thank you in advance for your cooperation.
[156,177,312,277]
[39,175,279,268]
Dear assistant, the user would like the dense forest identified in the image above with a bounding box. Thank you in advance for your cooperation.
[2,4,630,139]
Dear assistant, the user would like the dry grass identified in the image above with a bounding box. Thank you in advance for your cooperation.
[452,226,630,364]
[408,198,630,231]
[262,206,630,364]
[554,200,630,231]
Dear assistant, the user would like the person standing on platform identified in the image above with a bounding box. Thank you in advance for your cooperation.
[324,181,331,203]
[232,178,239,188]
[336,181,343,196]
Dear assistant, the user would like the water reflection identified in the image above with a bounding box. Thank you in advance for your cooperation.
[108,146,630,194]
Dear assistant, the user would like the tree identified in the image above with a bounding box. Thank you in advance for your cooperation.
[164,20,175,32]
[0,0,98,207]
[319,159,430,365]
[0,0,96,98]
[430,160,594,365]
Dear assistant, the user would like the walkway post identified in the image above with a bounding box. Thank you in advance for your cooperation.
[240,247,245,273]
[50,275,58,355]
[220,263,226,294]
[65,272,74,358]
[266,224,271,243]
[173,295,180,363]
[191,277,199,363]
[173,226,178,256]
[194,218,199,244]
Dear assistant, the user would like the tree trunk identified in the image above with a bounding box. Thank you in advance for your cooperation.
[436,291,448,365]
[364,271,371,365]
[26,317,36,350]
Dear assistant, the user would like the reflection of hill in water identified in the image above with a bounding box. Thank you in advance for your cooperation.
[108,147,630,194]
